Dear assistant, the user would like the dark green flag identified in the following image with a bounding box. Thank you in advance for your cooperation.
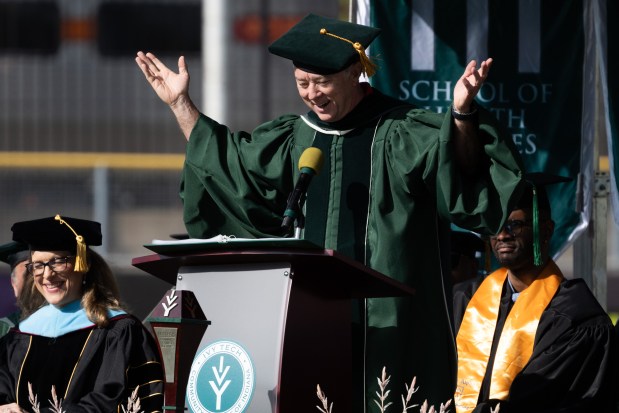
[359,0,590,257]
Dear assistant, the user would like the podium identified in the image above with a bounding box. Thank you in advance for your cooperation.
[133,239,414,413]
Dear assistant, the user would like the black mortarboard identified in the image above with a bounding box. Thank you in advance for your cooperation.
[513,172,573,212]
[11,214,102,273]
[513,172,572,266]
[268,13,381,76]
[0,241,29,269]
[451,230,485,259]
[451,228,491,273]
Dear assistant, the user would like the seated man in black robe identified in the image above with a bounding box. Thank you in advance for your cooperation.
[453,173,619,413]
[0,242,28,337]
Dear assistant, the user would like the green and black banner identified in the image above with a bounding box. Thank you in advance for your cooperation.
[355,0,606,257]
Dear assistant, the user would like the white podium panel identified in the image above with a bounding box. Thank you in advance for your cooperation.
[177,263,292,413]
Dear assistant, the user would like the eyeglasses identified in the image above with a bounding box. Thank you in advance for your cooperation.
[491,220,532,238]
[26,256,74,276]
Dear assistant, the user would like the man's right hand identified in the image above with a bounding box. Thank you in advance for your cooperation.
[135,51,199,141]
[135,51,190,107]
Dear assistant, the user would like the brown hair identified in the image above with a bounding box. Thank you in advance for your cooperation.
[19,249,124,327]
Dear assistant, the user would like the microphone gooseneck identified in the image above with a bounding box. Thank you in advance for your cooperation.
[281,147,324,233]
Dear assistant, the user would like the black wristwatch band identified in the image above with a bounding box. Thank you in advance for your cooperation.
[451,102,478,121]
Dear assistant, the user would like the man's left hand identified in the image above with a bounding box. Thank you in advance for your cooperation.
[453,58,493,113]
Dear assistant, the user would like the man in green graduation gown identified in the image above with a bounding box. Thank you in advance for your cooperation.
[136,13,524,410]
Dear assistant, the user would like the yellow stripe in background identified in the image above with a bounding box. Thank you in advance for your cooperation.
[0,152,184,170]
[599,155,609,172]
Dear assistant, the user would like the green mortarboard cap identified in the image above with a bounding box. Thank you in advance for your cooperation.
[0,241,29,269]
[268,13,381,76]
[514,172,572,266]
[11,215,102,273]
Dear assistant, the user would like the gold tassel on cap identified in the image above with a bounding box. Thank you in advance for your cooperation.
[55,214,89,273]
[320,28,378,77]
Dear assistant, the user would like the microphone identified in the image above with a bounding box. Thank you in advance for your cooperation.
[281,147,324,232]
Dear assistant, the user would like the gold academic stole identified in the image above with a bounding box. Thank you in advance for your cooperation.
[454,262,563,413]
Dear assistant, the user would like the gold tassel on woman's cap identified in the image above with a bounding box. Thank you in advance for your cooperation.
[319,28,378,77]
[55,214,89,273]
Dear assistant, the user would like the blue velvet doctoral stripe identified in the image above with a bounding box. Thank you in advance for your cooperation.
[19,300,126,337]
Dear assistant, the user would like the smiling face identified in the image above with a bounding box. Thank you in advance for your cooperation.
[490,209,554,273]
[30,250,83,308]
[491,210,534,272]
[294,63,365,123]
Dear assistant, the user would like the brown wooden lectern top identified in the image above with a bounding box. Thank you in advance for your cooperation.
[132,240,415,299]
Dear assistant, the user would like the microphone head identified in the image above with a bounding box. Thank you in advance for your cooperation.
[298,147,324,175]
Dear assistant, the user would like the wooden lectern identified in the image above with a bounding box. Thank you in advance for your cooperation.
[133,239,414,413]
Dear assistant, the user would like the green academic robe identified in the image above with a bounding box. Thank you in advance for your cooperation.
[0,311,19,339]
[180,86,524,408]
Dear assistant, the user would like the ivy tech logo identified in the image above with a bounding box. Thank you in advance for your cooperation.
[187,340,255,413]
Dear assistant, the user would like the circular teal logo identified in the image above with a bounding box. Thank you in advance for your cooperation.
[187,340,255,412]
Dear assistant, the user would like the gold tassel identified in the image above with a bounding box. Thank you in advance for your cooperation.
[55,214,89,273]
[320,28,378,77]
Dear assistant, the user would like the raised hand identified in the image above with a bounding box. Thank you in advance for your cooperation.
[135,51,199,140]
[453,58,493,113]
[135,51,190,107]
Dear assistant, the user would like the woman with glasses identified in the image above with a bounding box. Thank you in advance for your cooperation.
[0,215,164,413]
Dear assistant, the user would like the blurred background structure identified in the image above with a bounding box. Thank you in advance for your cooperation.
[0,0,617,321]
[0,0,345,318]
